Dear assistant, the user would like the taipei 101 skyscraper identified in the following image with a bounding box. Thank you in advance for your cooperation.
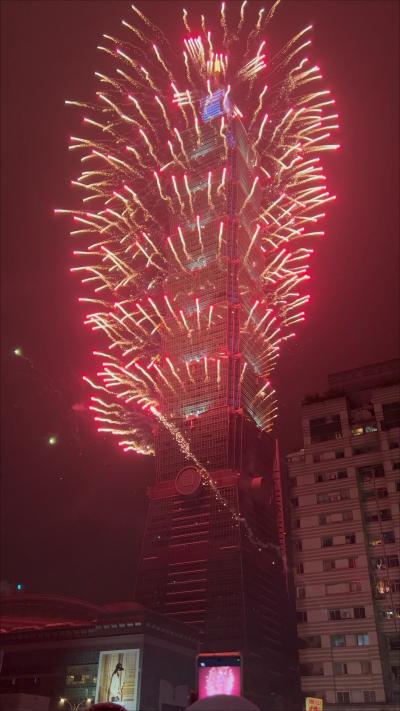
[63,3,338,705]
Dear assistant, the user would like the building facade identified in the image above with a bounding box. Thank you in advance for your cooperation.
[0,593,197,711]
[134,111,298,707]
[288,360,400,709]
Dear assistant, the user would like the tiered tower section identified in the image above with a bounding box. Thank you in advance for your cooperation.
[135,115,298,706]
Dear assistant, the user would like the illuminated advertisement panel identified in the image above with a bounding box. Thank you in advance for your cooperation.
[197,654,241,699]
[95,649,140,710]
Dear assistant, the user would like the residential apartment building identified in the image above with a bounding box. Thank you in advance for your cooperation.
[288,360,400,708]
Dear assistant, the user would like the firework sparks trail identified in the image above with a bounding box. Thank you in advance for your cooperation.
[59,1,339,537]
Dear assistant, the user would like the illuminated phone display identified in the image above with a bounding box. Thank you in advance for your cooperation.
[197,653,242,699]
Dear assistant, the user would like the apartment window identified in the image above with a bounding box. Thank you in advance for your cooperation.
[337,692,350,704]
[294,518,301,529]
[396,479,400,490]
[317,489,351,504]
[301,635,321,649]
[289,476,297,487]
[322,536,333,548]
[300,662,324,677]
[354,606,366,618]
[297,586,306,599]
[365,424,378,433]
[331,634,346,647]
[382,608,400,620]
[388,635,400,650]
[320,510,353,525]
[377,487,389,498]
[389,441,400,449]
[392,666,400,679]
[388,555,399,567]
[358,464,384,480]
[363,691,376,703]
[382,401,400,430]
[333,662,348,676]
[329,608,342,620]
[345,533,356,544]
[391,580,400,593]
[297,563,304,574]
[354,444,379,455]
[291,497,299,508]
[383,531,395,544]
[323,559,336,571]
[335,450,345,459]
[348,557,357,568]
[369,535,382,547]
[356,633,369,646]
[349,581,362,592]
[295,540,303,552]
[394,462,400,470]
[315,470,347,483]
[361,661,372,674]
[367,508,392,522]
[310,414,342,443]
[381,508,392,521]
[297,610,308,623]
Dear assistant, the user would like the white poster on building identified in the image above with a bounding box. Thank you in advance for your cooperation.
[95,649,140,710]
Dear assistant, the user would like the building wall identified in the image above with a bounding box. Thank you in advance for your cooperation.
[288,364,400,708]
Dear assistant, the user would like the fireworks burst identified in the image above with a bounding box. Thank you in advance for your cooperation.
[59,1,339,458]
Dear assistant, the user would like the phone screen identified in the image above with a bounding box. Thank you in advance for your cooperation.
[197,654,242,699]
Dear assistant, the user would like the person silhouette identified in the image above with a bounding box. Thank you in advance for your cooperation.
[107,662,124,703]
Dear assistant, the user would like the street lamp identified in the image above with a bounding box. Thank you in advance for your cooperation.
[59,698,92,710]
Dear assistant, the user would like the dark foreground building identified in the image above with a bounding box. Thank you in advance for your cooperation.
[0,593,197,711]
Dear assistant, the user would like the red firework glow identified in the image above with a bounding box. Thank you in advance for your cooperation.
[58,1,339,460]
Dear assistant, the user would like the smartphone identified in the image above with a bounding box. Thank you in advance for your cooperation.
[197,652,242,699]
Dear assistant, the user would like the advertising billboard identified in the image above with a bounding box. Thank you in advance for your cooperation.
[95,649,140,710]
[306,697,324,711]
[197,654,241,699]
